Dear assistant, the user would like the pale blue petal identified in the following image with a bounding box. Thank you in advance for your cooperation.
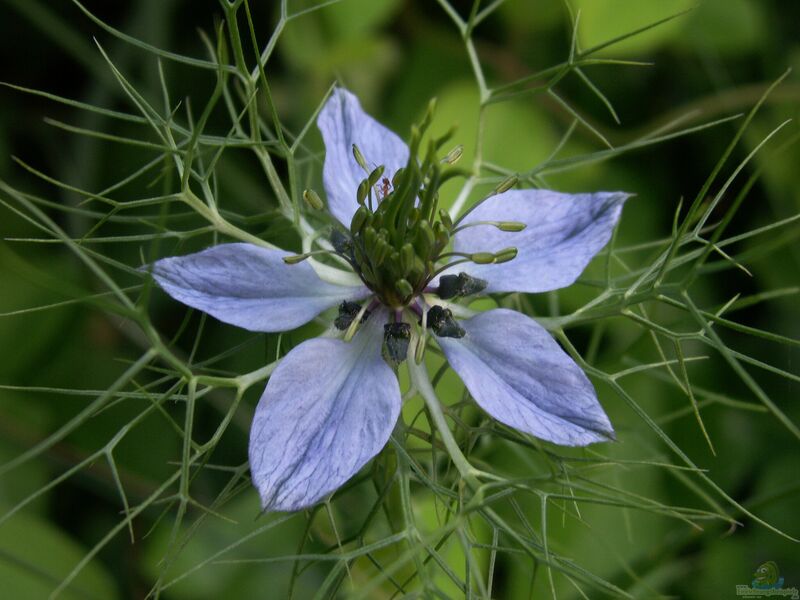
[453,190,629,293]
[317,88,410,226]
[438,309,614,446]
[248,311,400,511]
[149,243,369,332]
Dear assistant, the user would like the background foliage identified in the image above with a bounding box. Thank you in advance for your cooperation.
[0,0,798,598]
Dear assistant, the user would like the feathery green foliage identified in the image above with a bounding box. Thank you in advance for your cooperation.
[0,1,798,598]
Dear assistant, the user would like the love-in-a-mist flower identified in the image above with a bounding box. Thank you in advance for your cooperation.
[147,88,628,512]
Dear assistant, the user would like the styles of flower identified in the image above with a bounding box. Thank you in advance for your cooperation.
[147,88,629,512]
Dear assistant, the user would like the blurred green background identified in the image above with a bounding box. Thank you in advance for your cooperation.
[0,0,798,598]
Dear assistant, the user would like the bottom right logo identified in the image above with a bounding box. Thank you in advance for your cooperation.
[736,561,798,599]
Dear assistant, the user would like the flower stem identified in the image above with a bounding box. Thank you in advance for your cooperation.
[407,358,479,489]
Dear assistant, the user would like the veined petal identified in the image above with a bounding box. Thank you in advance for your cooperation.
[438,309,613,446]
[317,88,410,226]
[149,243,368,332]
[453,190,629,293]
[248,311,400,511]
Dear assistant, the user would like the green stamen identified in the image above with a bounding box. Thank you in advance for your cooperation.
[325,105,524,308]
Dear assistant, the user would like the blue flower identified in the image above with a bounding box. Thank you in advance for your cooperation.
[148,88,629,512]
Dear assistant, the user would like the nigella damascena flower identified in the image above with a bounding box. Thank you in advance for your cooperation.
[147,88,629,512]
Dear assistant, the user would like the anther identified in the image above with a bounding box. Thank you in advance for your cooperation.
[496,221,526,232]
[352,144,368,171]
[344,302,372,342]
[283,253,311,265]
[493,174,518,195]
[452,220,526,234]
[334,301,370,331]
[442,145,463,165]
[470,252,496,264]
[494,247,518,263]
[383,322,411,365]
[436,272,488,299]
[426,305,465,338]
[303,189,324,210]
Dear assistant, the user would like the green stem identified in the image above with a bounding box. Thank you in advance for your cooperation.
[407,359,479,489]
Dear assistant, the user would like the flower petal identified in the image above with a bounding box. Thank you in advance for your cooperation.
[248,312,400,511]
[317,88,410,226]
[149,243,368,332]
[453,190,629,293]
[437,308,613,446]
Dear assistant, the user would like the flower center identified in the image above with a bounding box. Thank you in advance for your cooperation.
[286,101,529,363]
[330,103,521,309]
[340,133,454,306]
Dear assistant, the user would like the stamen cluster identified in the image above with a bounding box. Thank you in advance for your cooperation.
[336,102,459,307]
[328,101,518,309]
